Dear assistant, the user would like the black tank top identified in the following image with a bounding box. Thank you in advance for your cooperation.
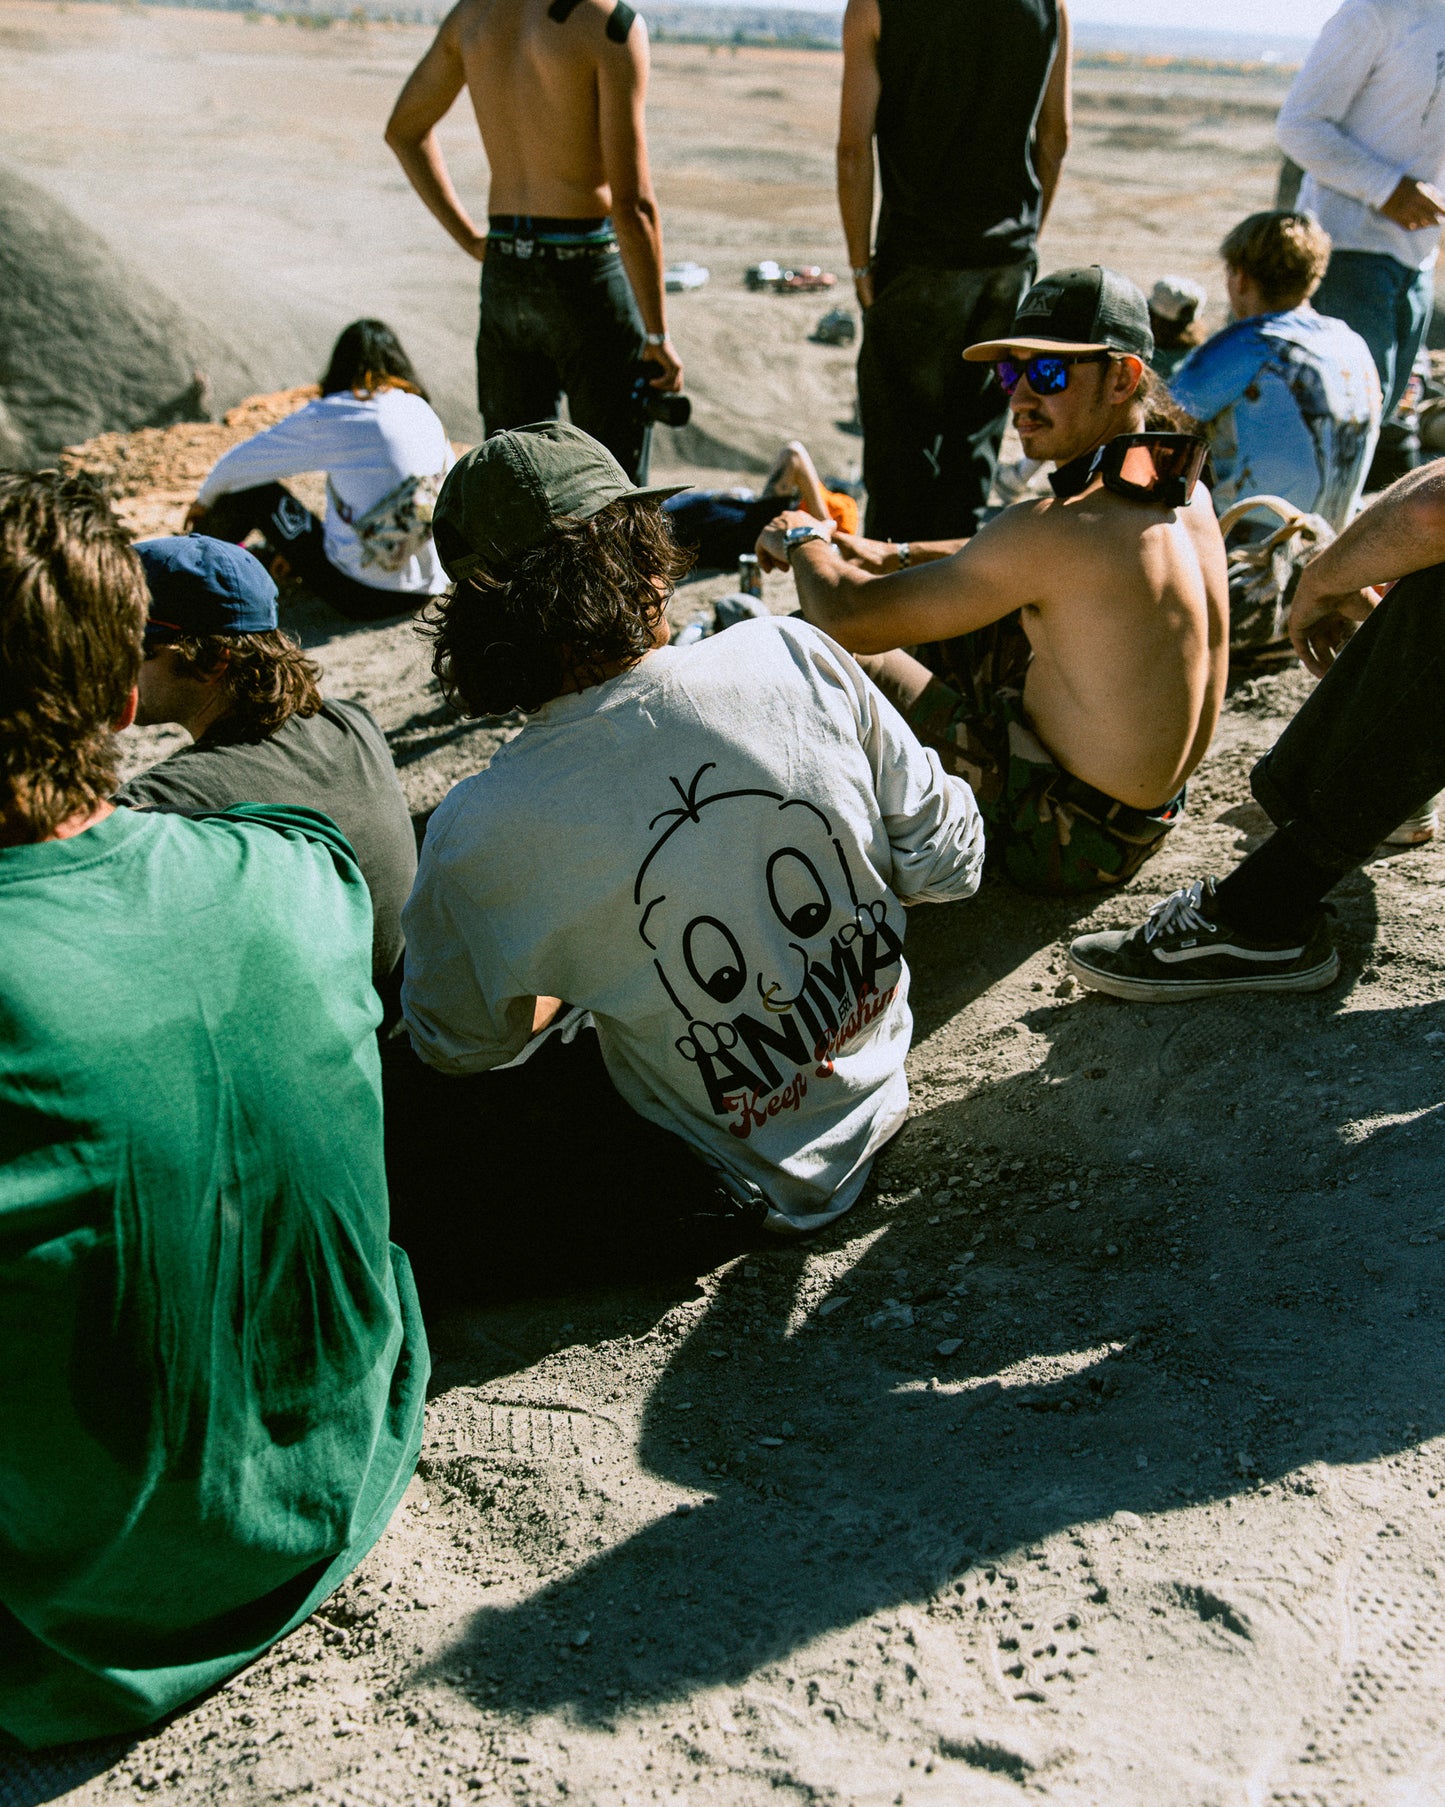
[874,0,1058,271]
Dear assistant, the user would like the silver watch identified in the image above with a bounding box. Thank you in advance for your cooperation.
[783,524,832,556]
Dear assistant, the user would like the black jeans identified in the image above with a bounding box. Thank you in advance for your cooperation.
[199,485,421,623]
[381,1025,761,1304]
[1251,561,1445,876]
[857,257,1035,540]
[477,239,650,482]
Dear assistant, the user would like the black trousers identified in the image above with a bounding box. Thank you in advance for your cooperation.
[199,485,421,624]
[477,242,650,483]
[1252,561,1445,875]
[381,1025,759,1305]
[857,257,1035,541]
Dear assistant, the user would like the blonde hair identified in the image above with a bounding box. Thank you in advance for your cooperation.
[1220,211,1332,310]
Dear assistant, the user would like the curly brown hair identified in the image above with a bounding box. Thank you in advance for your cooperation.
[167,631,323,744]
[0,470,146,841]
[422,498,693,718]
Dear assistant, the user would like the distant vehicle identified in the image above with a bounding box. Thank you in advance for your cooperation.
[779,266,837,293]
[745,260,838,295]
[665,261,710,293]
[810,307,856,346]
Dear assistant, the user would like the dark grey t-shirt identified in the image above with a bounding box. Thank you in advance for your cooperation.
[117,700,417,981]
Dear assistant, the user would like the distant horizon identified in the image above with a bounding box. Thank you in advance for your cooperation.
[661,0,1334,46]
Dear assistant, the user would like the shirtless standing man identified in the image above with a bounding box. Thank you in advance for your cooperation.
[386,0,681,483]
[758,266,1230,895]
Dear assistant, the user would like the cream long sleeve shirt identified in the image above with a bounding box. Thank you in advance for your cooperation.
[402,619,986,1231]
[197,389,454,593]
[1277,0,1445,271]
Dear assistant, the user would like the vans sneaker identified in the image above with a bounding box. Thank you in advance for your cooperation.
[1067,878,1339,1003]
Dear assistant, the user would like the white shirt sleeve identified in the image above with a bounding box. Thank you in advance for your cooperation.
[400,806,537,1075]
[1277,0,1402,210]
[825,641,987,905]
[196,403,339,505]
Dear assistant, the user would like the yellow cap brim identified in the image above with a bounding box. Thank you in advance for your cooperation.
[963,337,1115,362]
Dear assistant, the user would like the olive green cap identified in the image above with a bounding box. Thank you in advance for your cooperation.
[432,421,689,581]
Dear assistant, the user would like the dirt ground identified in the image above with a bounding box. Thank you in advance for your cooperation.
[5,8,1445,1805]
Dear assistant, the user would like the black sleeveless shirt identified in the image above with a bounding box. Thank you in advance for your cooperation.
[874,0,1059,272]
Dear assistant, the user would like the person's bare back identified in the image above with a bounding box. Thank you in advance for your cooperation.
[980,478,1227,808]
[387,0,680,476]
[454,0,618,218]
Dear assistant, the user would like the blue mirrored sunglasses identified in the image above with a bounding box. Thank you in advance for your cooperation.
[994,351,1110,397]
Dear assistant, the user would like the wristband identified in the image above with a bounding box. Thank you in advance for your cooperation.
[644,331,671,346]
[895,541,911,570]
[851,264,873,281]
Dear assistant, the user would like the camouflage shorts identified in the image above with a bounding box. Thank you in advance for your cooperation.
[903,647,1182,897]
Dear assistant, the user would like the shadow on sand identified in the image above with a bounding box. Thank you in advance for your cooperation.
[407,865,1442,1724]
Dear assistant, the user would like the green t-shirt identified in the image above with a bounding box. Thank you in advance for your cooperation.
[0,803,428,1750]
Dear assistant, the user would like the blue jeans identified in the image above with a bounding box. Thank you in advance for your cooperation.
[1312,249,1434,418]
[857,258,1035,540]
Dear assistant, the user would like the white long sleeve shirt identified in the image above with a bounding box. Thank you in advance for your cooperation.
[197,388,454,593]
[1278,0,1445,271]
[402,618,986,1231]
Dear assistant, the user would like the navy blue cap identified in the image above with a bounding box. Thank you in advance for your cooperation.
[135,536,278,641]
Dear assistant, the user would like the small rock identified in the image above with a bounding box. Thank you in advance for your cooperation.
[743,1264,760,1277]
[757,1437,785,1448]
[936,1338,964,1357]
[780,1421,795,1436]
[571,1629,591,1648]
[1113,1509,1143,1530]
[710,1349,730,1359]
[866,1301,915,1331]
[1105,1243,1120,1256]
[674,1502,695,1516]
[817,1295,850,1317]
[1016,1233,1037,1250]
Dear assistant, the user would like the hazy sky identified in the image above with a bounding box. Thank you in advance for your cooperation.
[797,0,1339,34]
[1067,0,1334,32]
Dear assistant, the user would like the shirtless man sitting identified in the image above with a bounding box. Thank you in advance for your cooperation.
[758,265,1230,895]
[386,0,680,482]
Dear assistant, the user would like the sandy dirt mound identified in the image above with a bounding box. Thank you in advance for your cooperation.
[0,163,282,465]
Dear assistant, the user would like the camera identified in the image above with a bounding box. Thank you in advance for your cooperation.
[632,360,692,428]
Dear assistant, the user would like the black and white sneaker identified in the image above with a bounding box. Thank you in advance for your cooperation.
[1066,878,1340,1003]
